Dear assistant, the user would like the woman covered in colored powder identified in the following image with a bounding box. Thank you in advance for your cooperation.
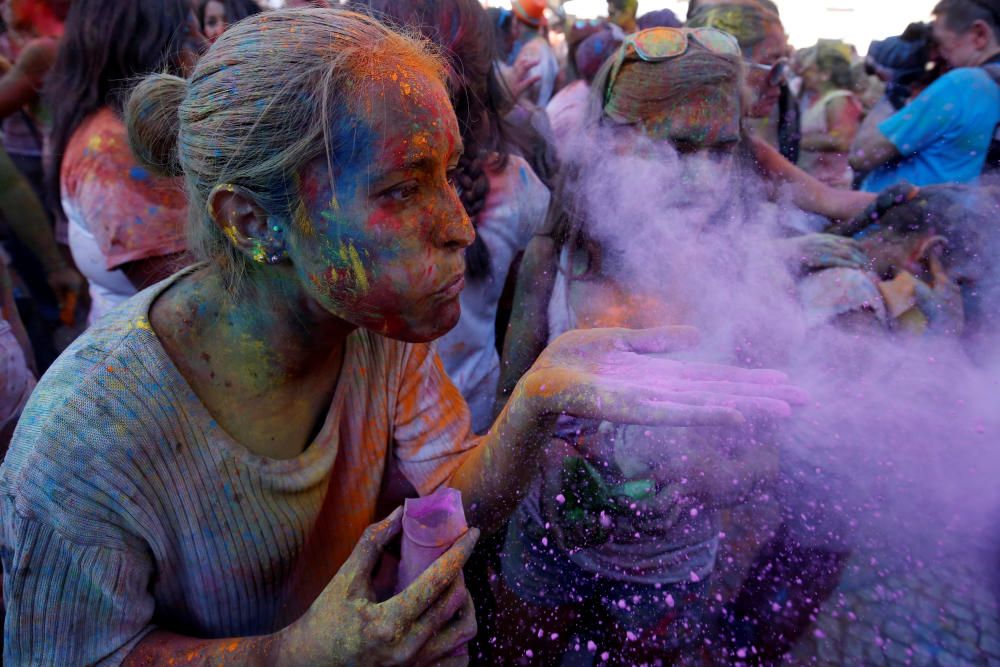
[796,41,865,189]
[492,26,830,663]
[47,0,203,324]
[0,9,803,664]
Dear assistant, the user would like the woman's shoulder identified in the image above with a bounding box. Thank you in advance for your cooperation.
[1,287,193,542]
[64,107,126,157]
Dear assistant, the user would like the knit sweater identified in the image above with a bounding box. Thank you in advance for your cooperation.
[0,271,476,665]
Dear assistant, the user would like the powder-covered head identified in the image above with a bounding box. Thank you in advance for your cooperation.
[575,26,624,83]
[687,2,787,118]
[799,39,857,91]
[637,9,683,30]
[596,28,745,151]
[126,8,476,342]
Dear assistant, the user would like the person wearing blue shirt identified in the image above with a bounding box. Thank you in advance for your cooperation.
[851,0,1000,190]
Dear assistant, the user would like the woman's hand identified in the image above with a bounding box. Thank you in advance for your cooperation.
[519,326,807,428]
[278,508,479,667]
[777,233,869,273]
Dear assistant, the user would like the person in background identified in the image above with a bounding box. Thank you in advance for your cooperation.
[607,0,637,34]
[686,2,797,160]
[0,0,67,204]
[0,252,34,450]
[494,27,812,664]
[0,144,79,368]
[851,0,1000,191]
[198,0,261,43]
[797,41,865,189]
[0,0,80,366]
[46,0,203,324]
[507,0,559,107]
[546,25,623,159]
[637,8,682,30]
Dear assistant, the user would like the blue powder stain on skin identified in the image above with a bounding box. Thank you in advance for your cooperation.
[129,166,150,182]
[520,166,529,185]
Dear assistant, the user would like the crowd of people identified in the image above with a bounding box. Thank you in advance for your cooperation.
[0,0,997,665]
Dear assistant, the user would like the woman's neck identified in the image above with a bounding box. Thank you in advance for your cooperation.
[151,265,355,458]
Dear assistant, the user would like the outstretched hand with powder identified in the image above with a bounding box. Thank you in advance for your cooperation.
[520,326,807,426]
[277,508,479,667]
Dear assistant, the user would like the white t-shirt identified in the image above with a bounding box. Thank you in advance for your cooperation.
[436,156,550,432]
[65,198,137,325]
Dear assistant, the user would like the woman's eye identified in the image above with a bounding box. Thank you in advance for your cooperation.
[384,181,419,202]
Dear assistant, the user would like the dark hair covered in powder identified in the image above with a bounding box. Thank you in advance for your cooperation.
[686,3,783,56]
[352,0,519,282]
[125,8,447,292]
[546,38,747,271]
[45,0,192,216]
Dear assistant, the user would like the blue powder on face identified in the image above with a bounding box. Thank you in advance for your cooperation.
[129,166,150,182]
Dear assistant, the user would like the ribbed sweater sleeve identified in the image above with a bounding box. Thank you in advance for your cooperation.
[2,496,155,666]
[393,344,478,495]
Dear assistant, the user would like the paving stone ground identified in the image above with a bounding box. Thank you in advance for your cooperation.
[714,500,1000,667]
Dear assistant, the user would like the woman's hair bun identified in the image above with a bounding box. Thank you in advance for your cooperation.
[125,72,188,178]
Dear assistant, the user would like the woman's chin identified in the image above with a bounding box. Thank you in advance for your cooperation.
[380,300,462,343]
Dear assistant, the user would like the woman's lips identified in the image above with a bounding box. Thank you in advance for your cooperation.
[435,274,465,300]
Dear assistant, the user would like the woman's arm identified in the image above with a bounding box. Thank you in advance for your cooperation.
[849,98,899,173]
[123,632,284,667]
[751,134,875,221]
[0,39,55,120]
[0,146,82,299]
[453,326,809,533]
[495,233,558,408]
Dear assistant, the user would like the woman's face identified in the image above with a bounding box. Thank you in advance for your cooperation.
[290,68,473,343]
[745,25,787,118]
[203,0,226,42]
[800,63,825,94]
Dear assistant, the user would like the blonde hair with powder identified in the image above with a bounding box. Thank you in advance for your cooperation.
[125,8,447,290]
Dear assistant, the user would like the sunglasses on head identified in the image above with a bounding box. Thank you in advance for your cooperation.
[605,27,742,106]
[746,57,790,87]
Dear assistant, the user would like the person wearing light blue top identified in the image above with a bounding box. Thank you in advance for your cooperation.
[852,0,1000,191]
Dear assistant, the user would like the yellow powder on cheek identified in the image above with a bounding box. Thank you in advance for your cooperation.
[338,241,370,292]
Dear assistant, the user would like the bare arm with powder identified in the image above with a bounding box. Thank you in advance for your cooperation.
[849,98,900,173]
[750,134,875,221]
[495,231,559,412]
[0,38,55,120]
[0,146,82,303]
[457,325,807,531]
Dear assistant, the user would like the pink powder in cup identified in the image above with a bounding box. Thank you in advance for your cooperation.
[395,487,470,655]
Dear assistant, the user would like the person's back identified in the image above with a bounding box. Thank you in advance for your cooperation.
[861,66,1000,190]
[853,0,1000,191]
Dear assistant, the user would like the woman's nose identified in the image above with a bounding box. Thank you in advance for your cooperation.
[432,189,476,250]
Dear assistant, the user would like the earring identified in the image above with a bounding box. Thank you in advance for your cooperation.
[260,222,287,265]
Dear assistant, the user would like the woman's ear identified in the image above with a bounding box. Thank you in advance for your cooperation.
[208,184,288,265]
